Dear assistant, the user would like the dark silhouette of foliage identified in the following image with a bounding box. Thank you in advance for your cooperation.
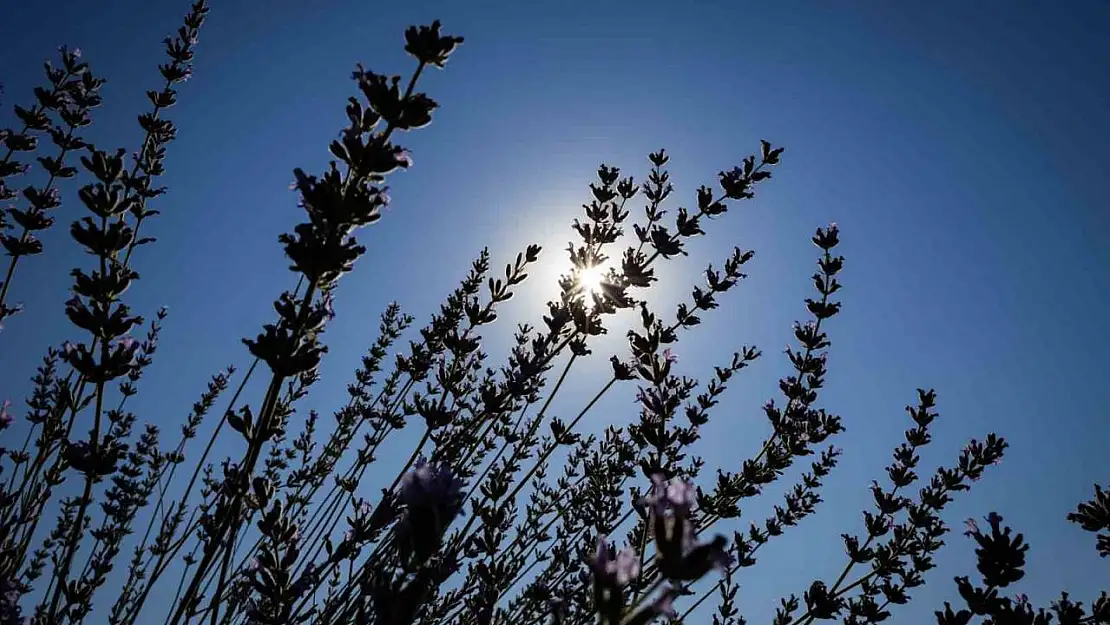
[0,5,1101,625]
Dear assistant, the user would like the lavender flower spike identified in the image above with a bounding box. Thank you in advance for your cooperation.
[589,534,641,588]
[642,473,697,516]
[394,459,465,569]
[0,574,26,625]
[399,458,464,510]
[643,474,731,583]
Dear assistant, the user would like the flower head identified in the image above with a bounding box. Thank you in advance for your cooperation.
[0,400,12,429]
[404,21,465,68]
[640,474,732,584]
[394,460,465,569]
[589,535,640,588]
[642,473,697,516]
[399,459,463,510]
[0,573,26,625]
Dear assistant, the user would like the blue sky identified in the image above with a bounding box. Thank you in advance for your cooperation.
[2,0,1108,622]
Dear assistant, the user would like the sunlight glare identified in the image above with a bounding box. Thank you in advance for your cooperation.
[577,265,605,299]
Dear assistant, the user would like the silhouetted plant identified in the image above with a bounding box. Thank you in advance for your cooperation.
[934,487,1109,625]
[0,4,1102,625]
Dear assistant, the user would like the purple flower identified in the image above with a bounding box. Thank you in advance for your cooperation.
[589,534,640,588]
[398,459,463,510]
[0,400,12,429]
[394,460,464,568]
[642,473,697,516]
[662,348,677,364]
[396,149,413,168]
[0,574,26,625]
[641,474,732,584]
[963,518,980,537]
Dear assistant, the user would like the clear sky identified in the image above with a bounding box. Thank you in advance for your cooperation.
[1,1,1107,622]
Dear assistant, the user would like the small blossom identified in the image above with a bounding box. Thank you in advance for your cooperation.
[398,459,463,510]
[395,149,413,168]
[394,460,464,568]
[642,473,697,515]
[589,535,640,589]
[718,167,751,200]
[611,547,640,586]
[662,348,677,364]
[964,518,980,537]
[0,400,11,428]
[0,574,27,625]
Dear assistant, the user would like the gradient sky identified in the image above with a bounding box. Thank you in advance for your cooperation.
[2,1,1108,622]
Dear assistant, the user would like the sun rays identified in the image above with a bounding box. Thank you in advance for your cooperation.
[576,264,606,299]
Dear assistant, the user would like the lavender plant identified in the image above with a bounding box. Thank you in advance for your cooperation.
[0,4,1103,625]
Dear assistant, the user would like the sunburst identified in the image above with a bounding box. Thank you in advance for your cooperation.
[576,265,606,299]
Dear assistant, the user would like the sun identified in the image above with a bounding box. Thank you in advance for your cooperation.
[577,265,606,298]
